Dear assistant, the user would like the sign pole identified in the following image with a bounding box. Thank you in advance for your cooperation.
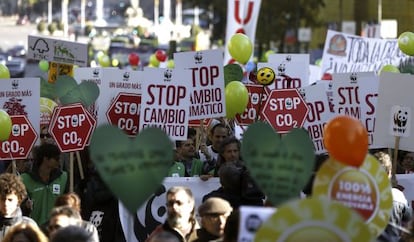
[69,152,74,192]
[75,151,84,180]
[391,136,400,186]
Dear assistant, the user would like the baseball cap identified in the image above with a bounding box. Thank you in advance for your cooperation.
[198,197,233,216]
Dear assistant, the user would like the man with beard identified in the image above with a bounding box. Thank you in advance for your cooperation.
[146,186,198,242]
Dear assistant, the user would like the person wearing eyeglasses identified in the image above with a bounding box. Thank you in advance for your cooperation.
[146,186,198,242]
[193,197,233,242]
[39,125,54,145]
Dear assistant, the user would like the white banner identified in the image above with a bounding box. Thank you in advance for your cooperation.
[119,177,220,242]
[224,0,262,64]
[321,30,411,76]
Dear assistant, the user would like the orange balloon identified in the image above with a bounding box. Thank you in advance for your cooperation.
[323,115,368,167]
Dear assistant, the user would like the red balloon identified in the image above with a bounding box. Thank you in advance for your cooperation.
[128,53,140,66]
[155,50,167,62]
[323,115,368,167]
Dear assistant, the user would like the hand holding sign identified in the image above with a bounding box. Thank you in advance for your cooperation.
[90,125,173,213]
[324,115,368,167]
[241,122,315,206]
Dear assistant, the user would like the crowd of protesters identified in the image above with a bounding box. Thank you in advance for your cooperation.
[1,119,414,241]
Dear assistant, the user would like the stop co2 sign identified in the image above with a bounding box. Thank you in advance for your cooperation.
[50,103,94,152]
[106,92,141,137]
[262,89,309,133]
[0,115,38,159]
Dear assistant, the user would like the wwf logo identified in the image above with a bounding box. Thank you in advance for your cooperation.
[350,73,357,83]
[93,69,100,76]
[164,69,172,82]
[299,88,306,101]
[12,80,19,89]
[194,52,203,64]
[123,72,130,81]
[286,55,292,62]
[394,109,408,128]
[277,63,286,75]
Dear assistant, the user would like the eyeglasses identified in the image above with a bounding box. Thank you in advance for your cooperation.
[40,133,52,138]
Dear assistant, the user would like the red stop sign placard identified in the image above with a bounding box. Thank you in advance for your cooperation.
[106,92,141,137]
[50,104,94,152]
[0,115,38,160]
[262,89,309,133]
[235,84,270,126]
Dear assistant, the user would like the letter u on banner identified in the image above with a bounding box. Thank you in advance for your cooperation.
[224,0,262,65]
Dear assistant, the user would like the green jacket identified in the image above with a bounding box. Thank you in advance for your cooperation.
[168,159,204,177]
[21,170,68,225]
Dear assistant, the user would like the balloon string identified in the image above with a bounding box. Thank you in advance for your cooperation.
[255,85,265,122]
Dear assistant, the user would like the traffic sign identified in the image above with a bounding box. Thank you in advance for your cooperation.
[106,92,141,137]
[236,84,270,126]
[0,115,38,160]
[262,89,309,133]
[50,103,94,152]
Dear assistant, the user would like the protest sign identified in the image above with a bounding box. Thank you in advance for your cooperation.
[300,83,332,154]
[373,72,414,151]
[0,78,40,141]
[267,53,310,89]
[331,72,379,147]
[321,30,410,75]
[174,49,226,120]
[140,68,191,140]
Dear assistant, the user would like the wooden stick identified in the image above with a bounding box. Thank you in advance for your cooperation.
[391,136,400,186]
[75,151,84,180]
[69,152,74,192]
[11,160,16,175]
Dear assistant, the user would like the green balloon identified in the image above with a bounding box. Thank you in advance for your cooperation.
[99,55,111,67]
[90,125,173,213]
[264,50,275,62]
[398,32,414,56]
[0,64,10,79]
[228,33,253,64]
[38,60,49,72]
[241,122,315,206]
[0,109,12,141]
[380,64,400,75]
[225,81,249,115]
[149,54,160,67]
[166,59,175,68]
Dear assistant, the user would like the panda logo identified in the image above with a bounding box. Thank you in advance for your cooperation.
[394,109,408,128]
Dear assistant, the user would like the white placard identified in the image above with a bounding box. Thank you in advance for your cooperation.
[140,68,191,140]
[28,35,88,66]
[374,72,414,151]
[174,49,226,120]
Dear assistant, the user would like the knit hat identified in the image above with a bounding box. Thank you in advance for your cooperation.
[198,197,233,216]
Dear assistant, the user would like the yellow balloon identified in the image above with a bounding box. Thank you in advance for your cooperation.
[225,81,249,115]
[0,64,10,79]
[228,33,253,64]
[149,54,160,67]
[0,109,12,141]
